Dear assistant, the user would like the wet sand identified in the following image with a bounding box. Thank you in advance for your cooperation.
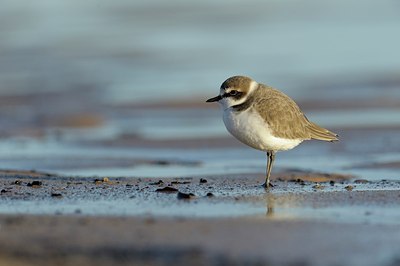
[0,87,399,266]
[1,171,400,266]
[2,214,400,266]
[0,86,399,265]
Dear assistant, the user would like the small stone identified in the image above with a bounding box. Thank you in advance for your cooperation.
[312,184,325,190]
[345,185,354,191]
[329,180,335,186]
[177,191,195,200]
[51,193,63,198]
[354,179,369,184]
[27,181,42,187]
[14,180,22,185]
[171,181,191,185]
[94,177,110,184]
[149,180,164,185]
[1,189,8,193]
[200,178,208,184]
[155,186,178,193]
[290,178,306,186]
[206,192,214,197]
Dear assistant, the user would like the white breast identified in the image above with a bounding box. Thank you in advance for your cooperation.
[222,108,302,152]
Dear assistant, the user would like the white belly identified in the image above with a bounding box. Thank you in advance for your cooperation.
[222,108,302,152]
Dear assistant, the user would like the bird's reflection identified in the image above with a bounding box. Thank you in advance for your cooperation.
[265,194,275,217]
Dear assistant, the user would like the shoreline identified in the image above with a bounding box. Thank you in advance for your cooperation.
[1,171,400,265]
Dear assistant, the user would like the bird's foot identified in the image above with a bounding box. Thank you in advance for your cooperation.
[262,181,274,189]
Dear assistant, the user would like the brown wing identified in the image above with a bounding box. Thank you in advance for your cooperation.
[254,86,338,141]
[305,119,339,142]
[254,87,312,140]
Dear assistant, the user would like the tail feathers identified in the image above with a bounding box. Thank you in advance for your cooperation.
[307,122,338,142]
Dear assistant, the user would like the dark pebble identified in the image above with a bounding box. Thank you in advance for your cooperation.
[206,192,214,197]
[1,189,8,193]
[177,191,195,200]
[200,178,208,184]
[51,193,63,198]
[155,186,178,193]
[312,184,324,189]
[27,181,42,187]
[329,180,335,186]
[171,181,191,185]
[345,185,354,191]
[354,179,369,184]
[150,180,164,185]
[14,180,22,185]
[289,178,304,183]
[290,178,306,185]
[94,177,109,184]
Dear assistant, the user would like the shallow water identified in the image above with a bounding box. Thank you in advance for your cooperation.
[0,103,399,181]
[1,181,400,225]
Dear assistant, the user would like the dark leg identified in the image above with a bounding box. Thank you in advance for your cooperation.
[262,151,275,188]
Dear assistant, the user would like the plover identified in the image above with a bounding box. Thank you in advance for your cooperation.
[206,76,338,188]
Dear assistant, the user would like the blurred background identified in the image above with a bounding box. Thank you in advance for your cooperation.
[0,0,399,180]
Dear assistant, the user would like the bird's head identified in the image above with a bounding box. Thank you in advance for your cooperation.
[206,76,258,110]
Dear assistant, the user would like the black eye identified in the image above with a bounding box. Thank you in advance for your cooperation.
[229,90,238,96]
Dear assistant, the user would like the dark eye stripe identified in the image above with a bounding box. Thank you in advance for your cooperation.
[222,91,244,99]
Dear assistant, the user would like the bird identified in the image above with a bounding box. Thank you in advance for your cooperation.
[206,76,338,188]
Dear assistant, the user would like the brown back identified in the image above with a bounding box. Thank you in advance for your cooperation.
[252,84,338,141]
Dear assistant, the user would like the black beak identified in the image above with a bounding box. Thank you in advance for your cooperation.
[206,95,222,103]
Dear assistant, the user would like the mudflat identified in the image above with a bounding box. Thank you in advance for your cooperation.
[0,87,399,266]
[1,171,400,266]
